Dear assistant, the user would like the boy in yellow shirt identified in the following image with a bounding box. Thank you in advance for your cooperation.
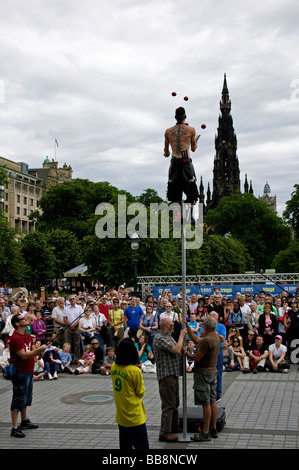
[110,338,149,449]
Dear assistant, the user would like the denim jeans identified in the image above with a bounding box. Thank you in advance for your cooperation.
[11,372,33,412]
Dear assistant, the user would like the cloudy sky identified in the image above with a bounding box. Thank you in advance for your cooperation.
[0,0,298,216]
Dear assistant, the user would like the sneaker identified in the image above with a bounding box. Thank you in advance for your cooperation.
[11,427,26,438]
[20,419,39,430]
[282,369,289,374]
[191,432,211,442]
[210,428,218,439]
[216,397,221,403]
[53,372,58,380]
[48,373,53,380]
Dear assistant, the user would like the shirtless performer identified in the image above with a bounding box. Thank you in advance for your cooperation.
[164,107,200,210]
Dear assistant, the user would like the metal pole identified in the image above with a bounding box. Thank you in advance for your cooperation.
[178,201,190,441]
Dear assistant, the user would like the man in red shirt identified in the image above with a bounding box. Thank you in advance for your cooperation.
[9,313,47,438]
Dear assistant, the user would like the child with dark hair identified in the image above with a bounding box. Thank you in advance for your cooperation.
[110,339,149,450]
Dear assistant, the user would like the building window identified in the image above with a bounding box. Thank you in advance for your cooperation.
[17,195,20,203]
[30,198,34,206]
[24,196,27,204]
[23,208,27,216]
[16,207,20,214]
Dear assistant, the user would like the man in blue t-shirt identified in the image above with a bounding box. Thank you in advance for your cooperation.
[124,297,144,341]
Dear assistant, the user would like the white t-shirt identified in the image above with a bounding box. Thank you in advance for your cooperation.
[269,343,287,360]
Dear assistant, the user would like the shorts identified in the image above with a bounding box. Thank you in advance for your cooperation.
[11,372,33,412]
[193,372,217,406]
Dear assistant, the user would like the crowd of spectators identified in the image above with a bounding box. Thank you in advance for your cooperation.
[1,284,299,379]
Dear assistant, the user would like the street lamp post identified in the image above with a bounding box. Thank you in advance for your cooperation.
[130,232,140,297]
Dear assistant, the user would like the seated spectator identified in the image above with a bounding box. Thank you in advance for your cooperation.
[44,351,61,380]
[75,344,95,375]
[42,338,61,380]
[100,346,116,375]
[231,337,246,370]
[135,335,156,373]
[243,335,269,373]
[33,340,47,381]
[227,327,243,347]
[266,335,290,373]
[59,343,74,374]
[222,339,235,372]
[90,339,104,374]
[243,330,257,356]
[79,308,96,346]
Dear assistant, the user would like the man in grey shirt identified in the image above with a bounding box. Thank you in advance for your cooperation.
[154,317,186,442]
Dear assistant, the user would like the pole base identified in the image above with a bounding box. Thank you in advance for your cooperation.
[175,432,193,442]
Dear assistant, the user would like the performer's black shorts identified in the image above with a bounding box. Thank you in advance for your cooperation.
[167,157,199,204]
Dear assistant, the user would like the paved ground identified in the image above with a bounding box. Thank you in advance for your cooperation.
[0,364,298,453]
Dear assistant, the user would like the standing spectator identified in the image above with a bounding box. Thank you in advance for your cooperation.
[188,294,198,314]
[185,316,220,442]
[51,297,66,347]
[8,314,47,437]
[153,317,186,442]
[124,297,144,341]
[258,302,278,349]
[99,295,110,322]
[63,295,83,363]
[285,299,299,357]
[1,306,20,341]
[228,301,245,338]
[108,299,125,352]
[91,304,107,353]
[139,305,158,350]
[208,294,225,324]
[42,300,56,339]
[32,312,47,343]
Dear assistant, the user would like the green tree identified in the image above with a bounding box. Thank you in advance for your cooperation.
[283,184,299,240]
[46,229,83,279]
[29,179,133,240]
[204,192,290,271]
[0,216,27,285]
[272,241,299,273]
[20,232,56,287]
[186,233,253,275]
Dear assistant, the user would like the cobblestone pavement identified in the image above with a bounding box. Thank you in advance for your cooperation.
[0,364,298,452]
